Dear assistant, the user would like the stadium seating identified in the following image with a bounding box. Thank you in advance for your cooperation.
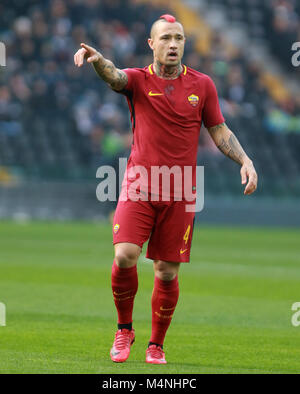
[0,0,299,197]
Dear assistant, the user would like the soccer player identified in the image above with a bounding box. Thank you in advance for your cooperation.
[74,14,258,364]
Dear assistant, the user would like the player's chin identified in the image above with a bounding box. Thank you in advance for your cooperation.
[164,57,180,66]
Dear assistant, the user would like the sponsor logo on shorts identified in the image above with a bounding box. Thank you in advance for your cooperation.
[114,224,120,233]
[180,248,188,255]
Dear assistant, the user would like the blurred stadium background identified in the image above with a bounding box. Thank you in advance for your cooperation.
[0,0,300,226]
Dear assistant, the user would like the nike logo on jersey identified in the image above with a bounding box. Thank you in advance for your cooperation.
[180,248,188,254]
[148,91,164,97]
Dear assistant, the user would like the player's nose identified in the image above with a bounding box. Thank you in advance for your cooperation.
[169,38,178,49]
[170,41,178,49]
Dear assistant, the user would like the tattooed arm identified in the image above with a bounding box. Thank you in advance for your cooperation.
[208,122,247,165]
[208,122,258,195]
[74,43,128,91]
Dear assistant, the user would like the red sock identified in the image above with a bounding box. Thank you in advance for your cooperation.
[111,260,138,325]
[150,275,179,346]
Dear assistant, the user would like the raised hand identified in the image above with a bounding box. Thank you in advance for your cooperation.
[74,43,101,67]
[73,43,128,91]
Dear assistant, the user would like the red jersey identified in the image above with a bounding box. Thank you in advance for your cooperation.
[119,64,225,199]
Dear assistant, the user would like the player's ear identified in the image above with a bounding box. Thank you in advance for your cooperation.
[148,38,154,50]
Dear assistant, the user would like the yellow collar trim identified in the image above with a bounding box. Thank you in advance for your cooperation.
[148,64,154,75]
[148,64,187,76]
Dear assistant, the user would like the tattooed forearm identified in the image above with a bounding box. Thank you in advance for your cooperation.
[208,123,249,165]
[208,122,257,194]
[92,57,128,91]
[109,69,128,90]
[217,133,247,165]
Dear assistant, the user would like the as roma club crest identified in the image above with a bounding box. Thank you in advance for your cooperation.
[188,94,199,107]
[114,224,120,234]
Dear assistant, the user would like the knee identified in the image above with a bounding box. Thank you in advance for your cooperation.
[156,271,176,281]
[154,261,179,281]
[115,246,140,268]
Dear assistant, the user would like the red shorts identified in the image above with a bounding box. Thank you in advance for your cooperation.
[113,199,195,263]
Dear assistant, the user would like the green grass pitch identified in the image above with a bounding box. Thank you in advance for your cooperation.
[0,220,300,374]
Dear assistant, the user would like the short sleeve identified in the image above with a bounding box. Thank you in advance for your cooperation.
[120,68,140,94]
[202,76,225,129]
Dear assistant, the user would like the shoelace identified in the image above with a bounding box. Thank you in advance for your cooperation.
[148,346,164,359]
[114,330,131,350]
